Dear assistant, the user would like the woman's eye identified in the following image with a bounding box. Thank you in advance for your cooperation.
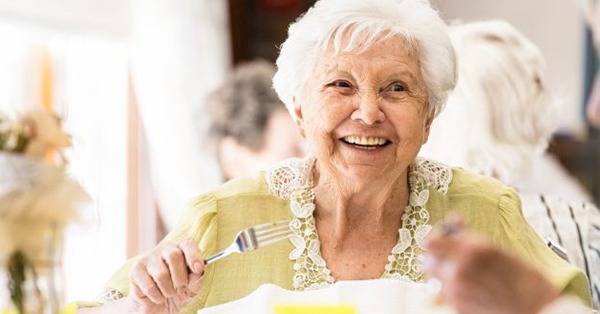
[387,83,407,92]
[330,80,352,89]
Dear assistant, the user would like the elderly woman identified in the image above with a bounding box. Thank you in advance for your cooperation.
[204,60,303,181]
[80,0,591,313]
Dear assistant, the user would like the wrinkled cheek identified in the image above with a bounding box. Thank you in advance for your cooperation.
[308,139,333,164]
[305,121,335,157]
[302,97,350,157]
[396,131,426,159]
[393,119,427,148]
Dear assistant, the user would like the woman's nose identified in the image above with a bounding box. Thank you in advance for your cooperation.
[351,93,385,125]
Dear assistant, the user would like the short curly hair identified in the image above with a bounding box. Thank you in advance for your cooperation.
[205,60,286,151]
[273,0,457,120]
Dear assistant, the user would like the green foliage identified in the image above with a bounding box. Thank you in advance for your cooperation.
[7,251,27,313]
[0,115,29,153]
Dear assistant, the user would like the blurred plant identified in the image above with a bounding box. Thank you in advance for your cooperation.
[0,110,88,313]
[0,113,30,153]
[0,111,71,161]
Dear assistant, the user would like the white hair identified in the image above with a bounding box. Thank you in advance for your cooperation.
[421,20,559,184]
[273,0,457,120]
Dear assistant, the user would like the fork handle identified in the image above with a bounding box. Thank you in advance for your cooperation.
[204,250,230,265]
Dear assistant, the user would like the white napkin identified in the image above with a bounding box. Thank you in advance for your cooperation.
[199,279,454,314]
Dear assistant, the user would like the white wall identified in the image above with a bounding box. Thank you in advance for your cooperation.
[432,0,587,135]
[0,0,130,37]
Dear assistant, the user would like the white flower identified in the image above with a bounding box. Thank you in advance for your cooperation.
[420,210,431,222]
[412,263,421,273]
[307,281,331,290]
[290,200,315,218]
[414,224,432,248]
[391,228,412,254]
[288,235,306,260]
[409,189,429,207]
[289,219,301,230]
[289,236,326,266]
[307,239,326,267]
[0,152,90,259]
[303,228,312,237]
[21,111,72,159]
[293,273,306,287]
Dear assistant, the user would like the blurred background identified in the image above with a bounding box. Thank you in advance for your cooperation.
[0,0,597,303]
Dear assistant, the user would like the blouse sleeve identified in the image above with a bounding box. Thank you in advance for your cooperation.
[99,193,219,301]
[496,188,592,307]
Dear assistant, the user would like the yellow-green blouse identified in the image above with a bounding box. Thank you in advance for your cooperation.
[101,158,592,313]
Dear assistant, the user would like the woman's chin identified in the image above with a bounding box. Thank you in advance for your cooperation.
[343,168,386,187]
[332,143,398,182]
[337,140,394,164]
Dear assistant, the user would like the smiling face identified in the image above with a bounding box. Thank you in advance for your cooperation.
[294,36,433,187]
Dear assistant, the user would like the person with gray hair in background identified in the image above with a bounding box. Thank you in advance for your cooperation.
[420,20,600,308]
[422,20,589,202]
[204,59,303,181]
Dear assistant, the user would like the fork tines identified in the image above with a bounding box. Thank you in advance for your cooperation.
[252,219,293,248]
[205,219,293,265]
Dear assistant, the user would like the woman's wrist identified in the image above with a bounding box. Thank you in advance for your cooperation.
[76,297,136,314]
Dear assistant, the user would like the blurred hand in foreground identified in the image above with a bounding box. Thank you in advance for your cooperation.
[422,217,559,314]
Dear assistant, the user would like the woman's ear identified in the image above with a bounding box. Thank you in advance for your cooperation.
[293,97,306,138]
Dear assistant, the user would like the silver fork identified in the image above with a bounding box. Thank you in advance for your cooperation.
[204,220,292,265]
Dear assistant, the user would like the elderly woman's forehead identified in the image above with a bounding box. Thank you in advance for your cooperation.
[326,31,417,56]
[317,37,421,70]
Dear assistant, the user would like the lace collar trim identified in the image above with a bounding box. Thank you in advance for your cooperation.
[265,157,453,290]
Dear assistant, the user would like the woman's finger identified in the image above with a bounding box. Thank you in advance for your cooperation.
[131,263,165,304]
[179,240,204,274]
[146,255,177,298]
[429,260,459,282]
[188,271,204,295]
[423,216,466,259]
[161,245,188,290]
[130,281,155,310]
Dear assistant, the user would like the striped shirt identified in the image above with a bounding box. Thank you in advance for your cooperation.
[521,193,600,308]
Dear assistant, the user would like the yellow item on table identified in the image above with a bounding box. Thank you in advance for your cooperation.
[274,305,356,314]
[62,303,78,314]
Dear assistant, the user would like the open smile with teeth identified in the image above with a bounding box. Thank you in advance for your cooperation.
[341,135,391,149]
